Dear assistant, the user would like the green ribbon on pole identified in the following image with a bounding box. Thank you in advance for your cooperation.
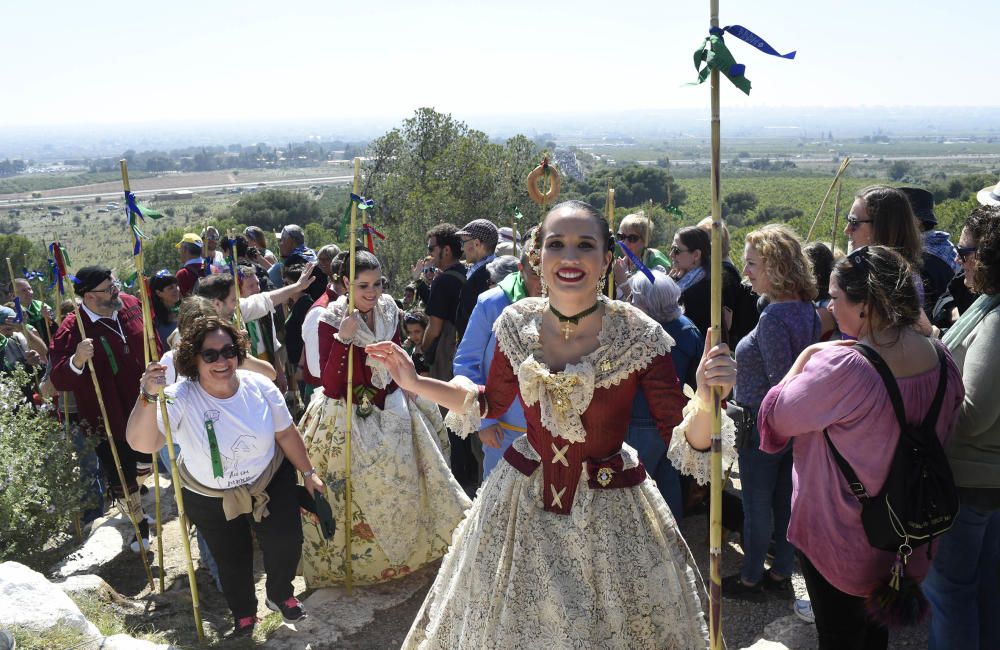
[692,33,751,95]
[204,419,224,478]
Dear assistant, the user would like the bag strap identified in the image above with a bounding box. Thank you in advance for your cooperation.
[852,343,908,431]
[922,344,949,431]
[824,429,869,501]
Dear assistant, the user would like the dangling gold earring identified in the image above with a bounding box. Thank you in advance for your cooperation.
[597,274,607,295]
[540,276,549,297]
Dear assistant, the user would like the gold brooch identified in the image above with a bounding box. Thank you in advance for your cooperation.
[596,466,614,487]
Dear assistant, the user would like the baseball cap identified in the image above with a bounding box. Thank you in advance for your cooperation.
[456,219,499,249]
[176,233,203,249]
[0,305,17,325]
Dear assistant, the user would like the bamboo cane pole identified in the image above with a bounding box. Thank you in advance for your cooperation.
[50,252,71,435]
[119,162,165,594]
[708,2,724,648]
[120,160,204,638]
[605,187,616,298]
[69,300,156,591]
[5,258,26,337]
[805,157,851,242]
[228,230,245,331]
[342,157,361,594]
[24,253,52,343]
[831,180,844,253]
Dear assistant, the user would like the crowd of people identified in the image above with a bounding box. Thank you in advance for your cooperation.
[4,179,997,648]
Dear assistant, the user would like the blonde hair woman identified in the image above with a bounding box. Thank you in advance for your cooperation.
[612,212,671,298]
[724,224,821,600]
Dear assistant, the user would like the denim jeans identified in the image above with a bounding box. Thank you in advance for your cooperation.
[738,423,795,583]
[626,419,683,521]
[923,504,1000,650]
[72,424,105,525]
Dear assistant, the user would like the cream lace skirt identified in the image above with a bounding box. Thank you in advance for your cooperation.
[298,388,470,586]
[402,436,710,649]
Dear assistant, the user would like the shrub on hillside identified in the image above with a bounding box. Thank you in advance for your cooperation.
[0,367,89,569]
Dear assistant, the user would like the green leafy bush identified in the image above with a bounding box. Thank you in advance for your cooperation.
[0,367,90,568]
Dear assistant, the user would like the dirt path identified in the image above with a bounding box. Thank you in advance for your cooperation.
[86,474,928,649]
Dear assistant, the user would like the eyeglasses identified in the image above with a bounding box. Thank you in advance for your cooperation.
[460,238,475,245]
[846,215,874,230]
[616,233,642,244]
[956,246,978,263]
[89,279,122,294]
[199,344,239,363]
[427,244,439,253]
[669,246,689,256]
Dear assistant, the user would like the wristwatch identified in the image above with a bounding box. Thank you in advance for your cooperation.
[302,469,316,480]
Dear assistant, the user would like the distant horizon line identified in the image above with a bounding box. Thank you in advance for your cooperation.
[3,105,1000,131]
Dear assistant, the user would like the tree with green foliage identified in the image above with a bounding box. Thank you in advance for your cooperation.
[722,191,759,220]
[361,108,541,284]
[227,189,324,233]
[567,165,685,210]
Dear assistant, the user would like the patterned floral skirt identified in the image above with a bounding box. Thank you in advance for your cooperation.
[402,436,710,649]
[298,388,471,587]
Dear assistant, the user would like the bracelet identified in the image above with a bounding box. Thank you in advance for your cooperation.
[140,389,159,404]
[302,469,316,479]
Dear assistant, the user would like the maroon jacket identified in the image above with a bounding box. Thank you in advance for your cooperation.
[49,293,159,439]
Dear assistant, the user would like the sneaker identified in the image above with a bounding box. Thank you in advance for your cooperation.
[721,574,766,601]
[266,596,306,623]
[794,599,815,624]
[231,616,258,637]
[763,571,793,599]
[129,519,151,553]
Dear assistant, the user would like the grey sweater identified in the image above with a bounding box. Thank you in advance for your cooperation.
[946,306,1000,508]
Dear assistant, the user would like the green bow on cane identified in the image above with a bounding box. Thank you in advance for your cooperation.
[692,32,751,95]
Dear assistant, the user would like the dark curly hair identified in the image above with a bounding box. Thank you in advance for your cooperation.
[426,223,462,259]
[962,205,1000,295]
[173,316,248,381]
[832,245,920,337]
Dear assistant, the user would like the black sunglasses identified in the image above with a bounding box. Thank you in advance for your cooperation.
[199,344,239,363]
[616,232,642,244]
[956,245,978,263]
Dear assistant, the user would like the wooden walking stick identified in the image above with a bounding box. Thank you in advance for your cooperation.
[342,156,362,594]
[831,179,844,253]
[706,5,725,648]
[691,14,795,648]
[120,160,205,639]
[119,161,165,594]
[5,258,27,337]
[227,230,245,331]
[605,186,616,298]
[23,253,53,343]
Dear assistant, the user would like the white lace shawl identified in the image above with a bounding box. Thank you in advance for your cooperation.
[444,297,675,443]
[319,294,400,390]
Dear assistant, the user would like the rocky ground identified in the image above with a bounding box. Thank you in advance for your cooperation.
[26,473,932,649]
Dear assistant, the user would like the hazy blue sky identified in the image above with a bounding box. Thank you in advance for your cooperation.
[2,0,995,126]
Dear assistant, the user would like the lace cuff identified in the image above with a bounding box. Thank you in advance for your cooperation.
[667,385,737,486]
[443,375,483,439]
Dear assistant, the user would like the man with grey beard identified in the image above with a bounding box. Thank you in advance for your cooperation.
[49,266,158,552]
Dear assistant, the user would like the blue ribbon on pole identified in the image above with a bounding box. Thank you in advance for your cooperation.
[710,25,796,60]
[616,241,656,284]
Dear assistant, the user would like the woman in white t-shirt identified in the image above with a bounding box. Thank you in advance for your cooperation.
[126,316,323,638]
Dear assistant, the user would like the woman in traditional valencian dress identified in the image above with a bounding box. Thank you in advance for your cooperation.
[297,250,471,586]
[367,200,737,649]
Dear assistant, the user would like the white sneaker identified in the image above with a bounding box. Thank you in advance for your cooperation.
[129,537,151,553]
[793,598,815,624]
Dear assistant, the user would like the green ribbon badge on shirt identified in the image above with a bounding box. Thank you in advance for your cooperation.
[204,418,224,478]
[98,336,118,375]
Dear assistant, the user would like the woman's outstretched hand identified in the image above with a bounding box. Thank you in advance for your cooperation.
[365,341,418,391]
[695,328,736,400]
